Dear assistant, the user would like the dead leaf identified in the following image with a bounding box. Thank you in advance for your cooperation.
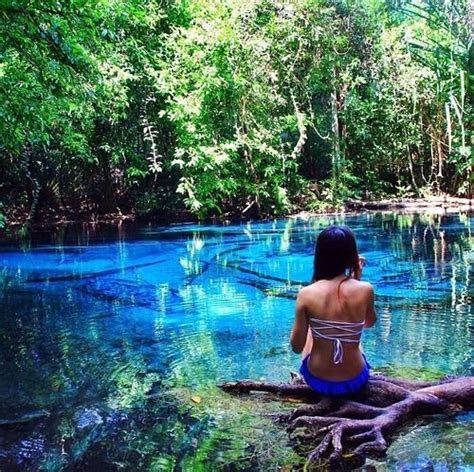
[191,395,202,404]
[283,397,303,403]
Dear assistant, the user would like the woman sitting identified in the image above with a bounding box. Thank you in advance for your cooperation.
[290,225,376,395]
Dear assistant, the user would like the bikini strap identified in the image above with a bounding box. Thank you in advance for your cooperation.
[309,318,365,364]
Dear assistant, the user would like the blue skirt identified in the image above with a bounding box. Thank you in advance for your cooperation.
[300,354,371,396]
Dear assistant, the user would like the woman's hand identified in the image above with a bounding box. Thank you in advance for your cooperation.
[352,255,366,280]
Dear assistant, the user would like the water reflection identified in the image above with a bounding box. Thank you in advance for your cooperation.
[0,212,472,470]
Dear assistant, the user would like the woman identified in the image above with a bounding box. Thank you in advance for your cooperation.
[290,225,376,395]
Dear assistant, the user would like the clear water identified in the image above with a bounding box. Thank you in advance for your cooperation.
[0,213,472,471]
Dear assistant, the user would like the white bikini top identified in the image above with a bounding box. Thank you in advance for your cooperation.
[309,318,365,364]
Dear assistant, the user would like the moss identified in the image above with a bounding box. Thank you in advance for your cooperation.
[166,384,305,470]
[374,365,446,381]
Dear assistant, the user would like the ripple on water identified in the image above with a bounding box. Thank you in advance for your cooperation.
[369,412,474,470]
[0,213,472,470]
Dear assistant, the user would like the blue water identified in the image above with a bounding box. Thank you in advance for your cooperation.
[0,213,472,470]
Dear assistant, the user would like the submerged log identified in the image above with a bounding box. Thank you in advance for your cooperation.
[0,409,49,427]
[219,373,474,469]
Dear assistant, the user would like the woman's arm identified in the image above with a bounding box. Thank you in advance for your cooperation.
[290,291,309,353]
[365,284,377,327]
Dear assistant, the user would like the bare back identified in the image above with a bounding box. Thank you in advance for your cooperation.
[291,275,375,381]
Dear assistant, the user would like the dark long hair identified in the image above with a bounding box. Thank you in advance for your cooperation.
[311,225,360,284]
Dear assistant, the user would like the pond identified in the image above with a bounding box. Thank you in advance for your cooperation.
[0,212,472,470]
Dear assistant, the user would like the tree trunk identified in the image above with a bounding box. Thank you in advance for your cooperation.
[94,119,120,214]
[220,373,474,469]
[406,145,420,196]
[23,144,41,223]
[331,85,341,185]
[237,99,261,218]
[98,151,119,214]
[290,92,308,160]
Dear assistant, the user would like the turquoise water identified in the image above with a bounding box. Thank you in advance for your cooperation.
[0,213,472,470]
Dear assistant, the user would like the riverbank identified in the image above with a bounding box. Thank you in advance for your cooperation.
[1,196,472,235]
[344,196,472,213]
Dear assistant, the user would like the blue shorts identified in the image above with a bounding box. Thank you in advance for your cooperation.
[300,354,371,396]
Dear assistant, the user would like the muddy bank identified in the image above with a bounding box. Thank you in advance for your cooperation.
[1,196,472,236]
[344,196,472,213]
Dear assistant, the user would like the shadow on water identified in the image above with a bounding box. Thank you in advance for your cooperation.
[0,212,472,470]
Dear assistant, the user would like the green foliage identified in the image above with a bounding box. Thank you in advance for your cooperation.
[0,0,471,222]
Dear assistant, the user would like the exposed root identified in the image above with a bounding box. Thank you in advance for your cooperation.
[219,379,318,398]
[289,414,341,433]
[331,401,384,419]
[289,397,335,421]
[219,374,474,468]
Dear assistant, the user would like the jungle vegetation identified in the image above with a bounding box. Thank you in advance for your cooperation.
[0,0,472,224]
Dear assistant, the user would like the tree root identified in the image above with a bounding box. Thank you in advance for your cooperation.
[218,374,474,468]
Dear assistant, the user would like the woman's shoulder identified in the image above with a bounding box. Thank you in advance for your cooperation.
[298,279,373,298]
[345,279,374,298]
[297,281,320,301]
[352,279,373,290]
